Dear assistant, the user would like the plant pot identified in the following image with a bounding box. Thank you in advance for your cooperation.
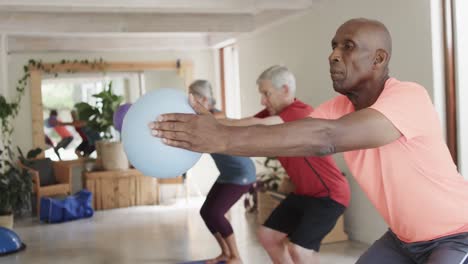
[99,141,129,170]
[95,141,102,159]
[0,214,14,229]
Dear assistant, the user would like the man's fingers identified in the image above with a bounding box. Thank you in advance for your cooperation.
[189,93,211,115]
[151,130,190,141]
[151,120,190,132]
[157,113,195,122]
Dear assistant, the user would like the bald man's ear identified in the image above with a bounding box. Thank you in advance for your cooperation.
[373,49,389,68]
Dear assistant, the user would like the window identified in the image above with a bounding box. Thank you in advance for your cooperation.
[454,0,468,175]
[42,73,137,161]
[219,44,241,118]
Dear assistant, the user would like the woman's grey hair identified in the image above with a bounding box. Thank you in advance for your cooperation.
[256,65,296,96]
[189,79,216,106]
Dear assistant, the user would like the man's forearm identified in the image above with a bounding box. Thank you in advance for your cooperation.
[221,118,336,157]
[218,117,258,127]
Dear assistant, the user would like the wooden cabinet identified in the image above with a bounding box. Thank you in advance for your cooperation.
[84,169,157,210]
[137,174,160,205]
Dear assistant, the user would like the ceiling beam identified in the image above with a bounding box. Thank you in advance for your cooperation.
[207,33,237,48]
[0,0,316,13]
[0,12,255,34]
[8,35,212,53]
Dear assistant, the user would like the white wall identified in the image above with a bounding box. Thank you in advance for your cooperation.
[0,35,7,99]
[431,0,446,141]
[144,70,186,93]
[236,0,435,244]
[7,50,220,198]
[0,35,6,167]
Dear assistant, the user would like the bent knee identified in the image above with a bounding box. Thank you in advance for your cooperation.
[287,242,317,263]
[257,227,286,248]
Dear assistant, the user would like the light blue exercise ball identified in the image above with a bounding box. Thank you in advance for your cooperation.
[121,88,202,178]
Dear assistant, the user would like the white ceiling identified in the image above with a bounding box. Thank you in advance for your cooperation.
[0,0,318,53]
[0,0,316,14]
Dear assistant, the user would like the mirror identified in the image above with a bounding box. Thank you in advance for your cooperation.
[30,61,193,160]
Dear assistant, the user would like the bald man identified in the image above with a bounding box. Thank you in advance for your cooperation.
[150,18,468,263]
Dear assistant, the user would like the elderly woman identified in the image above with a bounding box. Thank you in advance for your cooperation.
[189,80,256,264]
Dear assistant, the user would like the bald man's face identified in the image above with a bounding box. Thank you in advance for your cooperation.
[328,23,375,95]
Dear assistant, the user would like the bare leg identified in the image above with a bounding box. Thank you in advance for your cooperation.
[287,241,319,264]
[206,232,231,264]
[201,182,250,264]
[224,233,243,264]
[257,226,293,264]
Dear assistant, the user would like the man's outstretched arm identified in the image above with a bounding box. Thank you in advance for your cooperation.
[149,95,401,157]
[218,116,283,127]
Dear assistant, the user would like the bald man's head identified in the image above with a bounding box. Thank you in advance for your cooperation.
[340,18,392,60]
[329,18,392,99]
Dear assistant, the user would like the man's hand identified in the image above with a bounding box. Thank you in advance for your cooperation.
[148,94,229,153]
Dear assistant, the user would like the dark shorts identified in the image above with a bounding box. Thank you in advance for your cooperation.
[55,136,73,150]
[76,140,96,156]
[263,193,345,251]
[76,140,89,152]
[357,230,468,264]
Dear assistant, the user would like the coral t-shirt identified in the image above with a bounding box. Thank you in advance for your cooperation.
[48,116,72,138]
[310,78,468,242]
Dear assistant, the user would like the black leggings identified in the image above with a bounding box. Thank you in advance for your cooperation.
[200,182,251,238]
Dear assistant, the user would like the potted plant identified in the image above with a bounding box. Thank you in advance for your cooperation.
[74,82,128,170]
[0,152,33,228]
[0,96,33,228]
[244,157,288,218]
[256,157,287,192]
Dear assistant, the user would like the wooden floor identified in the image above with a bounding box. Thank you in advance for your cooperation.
[3,198,368,264]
